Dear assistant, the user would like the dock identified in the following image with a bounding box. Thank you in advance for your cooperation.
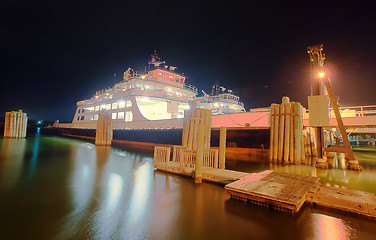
[156,161,249,184]
[225,170,376,218]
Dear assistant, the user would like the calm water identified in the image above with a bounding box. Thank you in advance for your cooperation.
[1,134,376,240]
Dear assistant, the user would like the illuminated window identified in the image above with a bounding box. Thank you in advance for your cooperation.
[95,105,100,111]
[112,102,118,109]
[118,112,125,119]
[125,111,133,122]
[119,101,125,108]
[137,84,144,90]
[105,104,111,110]
[112,113,117,120]
[100,104,106,110]
[144,85,154,91]
[176,92,182,97]
[94,114,98,120]
[156,87,163,91]
[88,107,94,112]
[126,100,132,107]
[89,115,94,120]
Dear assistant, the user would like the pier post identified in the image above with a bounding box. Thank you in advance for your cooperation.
[195,122,205,183]
[273,104,280,161]
[182,109,191,147]
[278,103,286,162]
[283,102,291,164]
[269,104,275,161]
[95,112,113,146]
[289,102,295,163]
[219,126,227,169]
[294,103,302,164]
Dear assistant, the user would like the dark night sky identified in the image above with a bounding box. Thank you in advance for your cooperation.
[1,1,376,122]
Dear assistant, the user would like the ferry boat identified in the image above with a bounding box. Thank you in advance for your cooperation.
[50,52,270,160]
[69,52,245,130]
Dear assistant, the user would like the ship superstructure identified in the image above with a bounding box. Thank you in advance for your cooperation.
[196,82,245,114]
[72,52,197,129]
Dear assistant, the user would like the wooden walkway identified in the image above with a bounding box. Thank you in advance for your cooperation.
[225,171,320,213]
[225,170,376,218]
[155,161,249,184]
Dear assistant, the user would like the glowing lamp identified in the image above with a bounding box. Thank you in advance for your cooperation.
[141,75,146,79]
[158,73,162,76]
[318,72,325,78]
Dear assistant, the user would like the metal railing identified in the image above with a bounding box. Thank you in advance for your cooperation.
[184,83,198,93]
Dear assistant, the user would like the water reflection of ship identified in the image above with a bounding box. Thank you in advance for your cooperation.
[61,143,155,239]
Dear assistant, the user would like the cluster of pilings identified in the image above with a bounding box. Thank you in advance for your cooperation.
[154,105,227,184]
[182,107,213,153]
[269,97,315,164]
[181,107,226,183]
[95,112,113,146]
[4,110,28,138]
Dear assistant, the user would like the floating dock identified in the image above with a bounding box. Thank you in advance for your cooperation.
[225,170,376,218]
[225,170,319,213]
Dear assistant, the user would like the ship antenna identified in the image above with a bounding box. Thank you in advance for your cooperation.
[148,50,165,69]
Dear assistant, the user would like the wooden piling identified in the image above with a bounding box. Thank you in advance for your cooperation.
[269,104,275,162]
[4,112,10,137]
[182,109,190,147]
[219,126,227,169]
[283,103,291,164]
[187,107,196,150]
[278,103,285,162]
[195,122,205,183]
[273,104,280,161]
[95,112,113,146]
[289,102,295,164]
[294,103,302,164]
[205,109,212,149]
[4,110,28,138]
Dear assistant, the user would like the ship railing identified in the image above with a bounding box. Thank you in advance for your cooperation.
[153,146,171,168]
[95,87,113,96]
[184,83,198,93]
[203,149,219,168]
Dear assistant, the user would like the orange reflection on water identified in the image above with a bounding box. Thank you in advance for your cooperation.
[313,213,352,240]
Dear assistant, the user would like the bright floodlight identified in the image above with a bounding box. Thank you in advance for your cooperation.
[318,71,325,78]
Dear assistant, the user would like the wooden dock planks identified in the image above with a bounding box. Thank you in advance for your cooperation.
[155,162,376,219]
[155,161,248,184]
[225,171,320,213]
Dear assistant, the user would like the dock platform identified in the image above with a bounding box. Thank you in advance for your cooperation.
[156,161,249,184]
[225,170,376,218]
[225,170,320,213]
